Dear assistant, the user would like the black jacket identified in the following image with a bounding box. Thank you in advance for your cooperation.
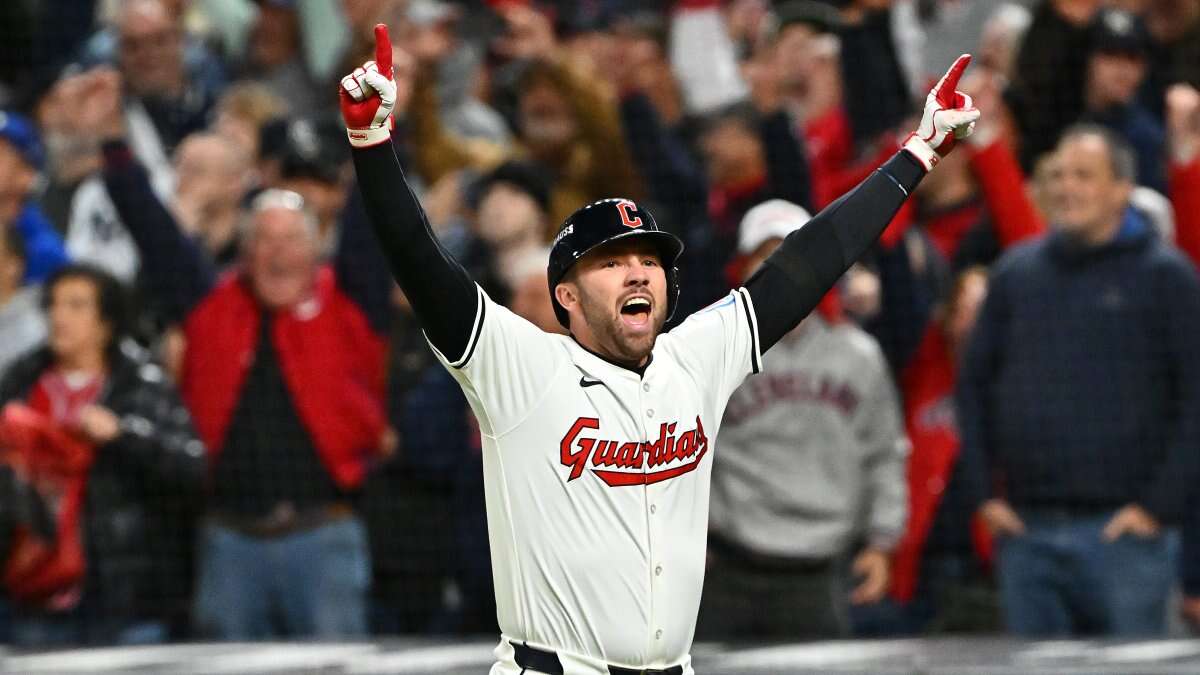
[0,340,206,630]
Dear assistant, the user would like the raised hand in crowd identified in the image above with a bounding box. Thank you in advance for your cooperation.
[960,67,1012,149]
[64,68,126,143]
[493,4,558,63]
[1167,83,1200,165]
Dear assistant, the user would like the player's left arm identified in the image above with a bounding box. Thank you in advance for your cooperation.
[746,55,979,351]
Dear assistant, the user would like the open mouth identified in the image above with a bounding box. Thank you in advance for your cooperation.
[619,296,653,329]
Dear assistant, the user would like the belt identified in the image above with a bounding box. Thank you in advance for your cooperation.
[511,641,684,675]
[708,533,834,573]
[210,502,354,538]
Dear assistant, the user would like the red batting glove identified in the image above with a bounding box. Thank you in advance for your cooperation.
[902,54,981,172]
[340,24,397,148]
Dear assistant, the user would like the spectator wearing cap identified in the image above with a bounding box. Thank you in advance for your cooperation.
[1080,7,1166,193]
[956,125,1200,637]
[84,86,394,637]
[700,199,908,639]
[469,160,552,285]
[0,111,68,285]
[274,119,352,256]
[0,225,45,376]
[1138,0,1200,120]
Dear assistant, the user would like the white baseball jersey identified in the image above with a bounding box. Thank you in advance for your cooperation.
[429,284,762,674]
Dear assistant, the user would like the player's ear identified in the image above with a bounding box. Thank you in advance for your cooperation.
[555,282,577,312]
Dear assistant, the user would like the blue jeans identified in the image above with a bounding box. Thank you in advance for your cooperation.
[193,516,370,640]
[995,510,1174,637]
[0,596,167,647]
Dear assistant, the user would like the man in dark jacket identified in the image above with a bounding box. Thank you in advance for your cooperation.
[956,125,1200,637]
[0,264,205,646]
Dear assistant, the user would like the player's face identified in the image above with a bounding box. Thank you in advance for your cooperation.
[561,239,668,367]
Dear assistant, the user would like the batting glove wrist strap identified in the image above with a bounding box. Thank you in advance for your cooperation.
[346,124,391,148]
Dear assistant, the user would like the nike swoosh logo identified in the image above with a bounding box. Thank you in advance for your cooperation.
[579,376,604,388]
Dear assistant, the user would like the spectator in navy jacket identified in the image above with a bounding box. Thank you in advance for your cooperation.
[1080,8,1166,192]
[956,125,1200,637]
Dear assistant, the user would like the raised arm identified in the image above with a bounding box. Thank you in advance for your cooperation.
[341,25,479,360]
[747,56,980,350]
[101,142,217,323]
[1167,85,1200,268]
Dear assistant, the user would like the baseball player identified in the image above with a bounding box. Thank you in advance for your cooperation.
[341,24,978,675]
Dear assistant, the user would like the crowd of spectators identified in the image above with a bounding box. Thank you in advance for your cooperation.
[1,0,1199,647]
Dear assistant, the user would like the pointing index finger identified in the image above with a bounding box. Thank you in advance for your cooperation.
[374,24,392,77]
[934,54,971,107]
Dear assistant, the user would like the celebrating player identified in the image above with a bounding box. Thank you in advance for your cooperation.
[342,24,978,675]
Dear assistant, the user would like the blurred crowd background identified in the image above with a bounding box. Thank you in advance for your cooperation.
[1,0,1200,651]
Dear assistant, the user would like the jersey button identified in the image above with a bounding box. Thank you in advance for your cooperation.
[646,409,654,418]
[655,565,663,576]
[650,504,656,514]
[642,383,650,392]
[655,629,663,640]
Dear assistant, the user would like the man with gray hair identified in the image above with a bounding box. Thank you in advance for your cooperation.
[957,125,1200,636]
[83,96,394,639]
[700,199,908,639]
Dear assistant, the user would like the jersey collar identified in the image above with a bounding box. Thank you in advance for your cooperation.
[568,334,653,379]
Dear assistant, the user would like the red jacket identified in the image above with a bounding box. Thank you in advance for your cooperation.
[1170,158,1200,268]
[890,327,992,601]
[181,267,386,490]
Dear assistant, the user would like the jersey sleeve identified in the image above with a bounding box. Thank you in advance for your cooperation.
[662,287,762,408]
[427,284,565,437]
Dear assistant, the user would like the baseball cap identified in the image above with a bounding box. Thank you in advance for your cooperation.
[275,118,350,184]
[772,1,844,36]
[470,160,552,213]
[0,111,45,171]
[738,199,813,254]
[1090,8,1149,57]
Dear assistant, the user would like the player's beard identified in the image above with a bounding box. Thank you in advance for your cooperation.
[577,284,666,367]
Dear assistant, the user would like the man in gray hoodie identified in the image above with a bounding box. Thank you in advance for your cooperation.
[700,199,909,639]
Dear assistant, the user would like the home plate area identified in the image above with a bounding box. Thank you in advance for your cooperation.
[6,638,1200,674]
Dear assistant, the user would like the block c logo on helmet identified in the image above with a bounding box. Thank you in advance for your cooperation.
[616,200,643,228]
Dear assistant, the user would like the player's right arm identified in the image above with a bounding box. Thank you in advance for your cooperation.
[341,25,479,362]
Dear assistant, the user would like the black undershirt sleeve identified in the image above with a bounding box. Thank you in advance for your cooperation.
[746,151,926,352]
[351,139,479,360]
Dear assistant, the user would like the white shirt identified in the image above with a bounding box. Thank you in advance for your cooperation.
[431,286,762,674]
